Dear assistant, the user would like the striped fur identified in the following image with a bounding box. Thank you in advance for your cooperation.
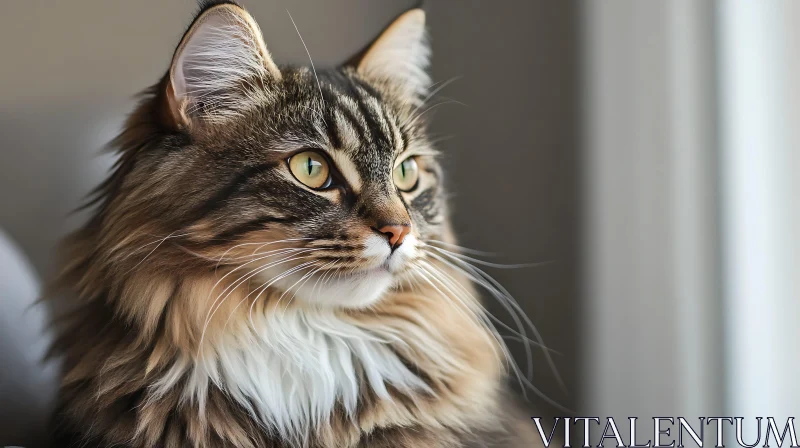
[48,2,541,447]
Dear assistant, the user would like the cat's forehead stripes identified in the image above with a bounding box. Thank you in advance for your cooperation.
[313,73,409,186]
[332,101,365,151]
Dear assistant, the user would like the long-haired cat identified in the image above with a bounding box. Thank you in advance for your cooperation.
[49,1,545,446]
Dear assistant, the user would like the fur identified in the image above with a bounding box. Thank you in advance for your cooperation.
[47,2,543,447]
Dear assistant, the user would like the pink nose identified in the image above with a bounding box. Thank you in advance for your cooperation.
[377,224,411,249]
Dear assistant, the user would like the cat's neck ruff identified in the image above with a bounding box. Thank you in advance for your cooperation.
[156,303,428,441]
[143,282,501,444]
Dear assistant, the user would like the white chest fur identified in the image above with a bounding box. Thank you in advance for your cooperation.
[155,307,429,440]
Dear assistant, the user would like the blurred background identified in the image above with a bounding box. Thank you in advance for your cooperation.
[0,1,797,447]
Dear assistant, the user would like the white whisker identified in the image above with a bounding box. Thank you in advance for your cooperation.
[425,239,496,256]
[427,244,553,269]
[215,237,312,269]
[247,261,318,329]
[196,251,319,358]
[287,11,325,111]
[125,230,183,273]
[403,99,463,130]
[423,251,535,382]
[413,262,506,365]
[201,248,318,333]
[421,255,558,355]
[428,247,567,395]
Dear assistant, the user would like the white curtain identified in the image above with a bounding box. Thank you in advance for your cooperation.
[718,0,800,423]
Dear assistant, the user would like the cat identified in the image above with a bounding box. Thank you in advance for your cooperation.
[47,1,545,446]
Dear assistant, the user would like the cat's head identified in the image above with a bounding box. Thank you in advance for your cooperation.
[92,1,448,309]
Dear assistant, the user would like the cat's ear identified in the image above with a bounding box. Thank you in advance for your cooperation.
[350,9,430,103]
[166,2,281,127]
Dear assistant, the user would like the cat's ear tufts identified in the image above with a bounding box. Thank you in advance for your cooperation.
[351,9,430,103]
[167,2,281,128]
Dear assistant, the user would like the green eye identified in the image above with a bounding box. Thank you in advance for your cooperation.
[289,151,331,189]
[393,157,419,192]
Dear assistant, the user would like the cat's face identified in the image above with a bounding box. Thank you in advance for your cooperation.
[109,3,445,308]
[172,70,444,308]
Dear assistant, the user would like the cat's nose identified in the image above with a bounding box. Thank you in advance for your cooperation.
[375,223,411,249]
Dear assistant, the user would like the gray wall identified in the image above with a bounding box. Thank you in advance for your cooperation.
[0,1,580,442]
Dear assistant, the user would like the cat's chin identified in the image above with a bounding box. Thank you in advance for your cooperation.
[266,234,418,309]
[292,267,396,308]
